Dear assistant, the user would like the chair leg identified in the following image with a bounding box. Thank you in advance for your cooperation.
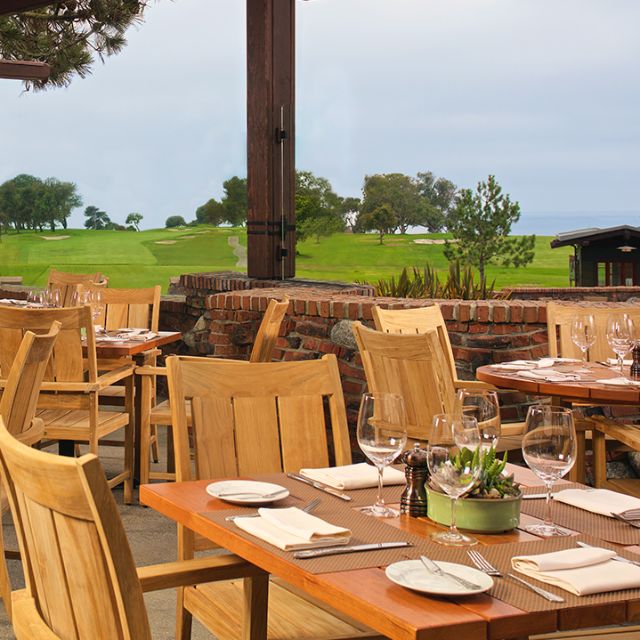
[139,373,152,486]
[124,377,134,505]
[569,430,586,483]
[150,425,160,464]
[176,586,193,640]
[0,514,12,621]
[242,574,269,640]
[592,428,607,488]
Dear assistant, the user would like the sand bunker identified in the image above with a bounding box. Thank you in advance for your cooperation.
[413,239,448,245]
[42,235,70,241]
[179,235,196,239]
[155,240,177,245]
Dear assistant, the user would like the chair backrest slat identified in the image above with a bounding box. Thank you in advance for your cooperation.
[90,286,160,332]
[249,297,289,363]
[47,269,107,308]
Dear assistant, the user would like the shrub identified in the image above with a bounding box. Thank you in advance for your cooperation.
[165,215,187,228]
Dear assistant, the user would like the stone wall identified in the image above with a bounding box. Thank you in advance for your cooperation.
[505,286,640,302]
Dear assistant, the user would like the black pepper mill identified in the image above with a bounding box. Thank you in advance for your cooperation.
[631,342,640,379]
[400,444,429,517]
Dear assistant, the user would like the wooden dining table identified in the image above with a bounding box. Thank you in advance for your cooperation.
[141,465,640,640]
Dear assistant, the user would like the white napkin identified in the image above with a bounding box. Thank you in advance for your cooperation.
[607,358,633,366]
[512,547,640,595]
[122,331,156,341]
[517,369,580,382]
[492,358,555,370]
[0,298,28,306]
[554,488,640,517]
[595,377,640,387]
[233,506,351,551]
[299,463,406,490]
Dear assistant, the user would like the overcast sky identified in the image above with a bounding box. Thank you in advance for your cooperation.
[1,0,639,233]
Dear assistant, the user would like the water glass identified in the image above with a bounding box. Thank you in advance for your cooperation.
[571,314,596,362]
[455,388,500,451]
[606,314,634,372]
[521,405,576,537]
[427,413,481,546]
[357,392,407,517]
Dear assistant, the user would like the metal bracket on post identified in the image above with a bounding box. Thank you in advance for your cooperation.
[275,127,288,143]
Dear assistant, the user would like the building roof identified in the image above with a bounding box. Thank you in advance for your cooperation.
[550,225,640,248]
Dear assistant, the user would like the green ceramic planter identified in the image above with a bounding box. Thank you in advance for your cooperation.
[426,487,522,533]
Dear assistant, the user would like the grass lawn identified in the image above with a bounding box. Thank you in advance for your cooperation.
[0,227,571,291]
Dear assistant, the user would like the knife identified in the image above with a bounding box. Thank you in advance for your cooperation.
[522,493,558,500]
[293,541,412,559]
[420,555,482,590]
[286,472,351,501]
[576,541,640,567]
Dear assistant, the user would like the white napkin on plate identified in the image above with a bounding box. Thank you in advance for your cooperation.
[554,488,640,517]
[595,377,640,387]
[517,369,580,382]
[299,463,405,490]
[233,506,351,551]
[122,331,156,341]
[512,547,640,595]
[491,358,555,370]
[607,358,633,366]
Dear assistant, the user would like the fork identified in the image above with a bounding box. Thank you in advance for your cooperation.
[611,512,640,529]
[618,509,640,520]
[225,497,321,522]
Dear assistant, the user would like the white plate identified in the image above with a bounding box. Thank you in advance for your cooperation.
[385,560,493,596]
[206,480,289,505]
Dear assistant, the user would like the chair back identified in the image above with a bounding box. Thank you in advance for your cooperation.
[352,322,456,442]
[0,306,97,387]
[249,297,289,362]
[47,269,107,308]
[0,324,60,443]
[0,421,151,640]
[166,354,352,481]
[90,285,161,332]
[372,305,458,381]
[546,301,640,361]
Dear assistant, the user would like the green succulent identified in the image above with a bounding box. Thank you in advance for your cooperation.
[449,446,521,499]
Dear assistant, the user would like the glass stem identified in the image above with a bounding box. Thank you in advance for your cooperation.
[544,481,554,528]
[449,496,460,538]
[375,465,385,509]
[619,354,624,373]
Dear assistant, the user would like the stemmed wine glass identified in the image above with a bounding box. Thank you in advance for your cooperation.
[606,314,635,373]
[426,413,482,546]
[455,388,501,451]
[521,405,576,537]
[72,289,103,324]
[571,314,596,362]
[357,392,407,518]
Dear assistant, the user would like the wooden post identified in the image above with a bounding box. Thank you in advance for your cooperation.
[246,0,295,279]
[0,59,50,81]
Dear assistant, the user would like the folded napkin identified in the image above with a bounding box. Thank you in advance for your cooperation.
[492,358,555,371]
[299,463,406,490]
[123,331,156,341]
[607,358,633,366]
[233,506,351,551]
[517,369,580,382]
[554,488,640,517]
[0,298,28,306]
[595,377,640,387]
[512,547,640,595]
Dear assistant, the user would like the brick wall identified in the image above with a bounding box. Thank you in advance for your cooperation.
[505,286,640,302]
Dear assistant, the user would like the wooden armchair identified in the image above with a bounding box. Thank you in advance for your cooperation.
[0,306,136,502]
[0,419,266,640]
[47,268,107,307]
[0,324,60,620]
[138,296,289,485]
[166,353,381,640]
[547,301,640,489]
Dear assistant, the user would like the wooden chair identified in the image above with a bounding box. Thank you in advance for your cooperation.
[547,301,640,489]
[47,268,108,307]
[0,324,60,620]
[138,296,289,485]
[0,306,136,502]
[166,353,381,640]
[0,420,267,640]
[353,322,456,445]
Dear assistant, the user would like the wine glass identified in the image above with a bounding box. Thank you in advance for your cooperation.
[27,290,43,307]
[455,388,500,451]
[571,314,596,362]
[606,314,634,373]
[427,413,481,546]
[521,405,576,537]
[357,392,407,517]
[44,288,60,308]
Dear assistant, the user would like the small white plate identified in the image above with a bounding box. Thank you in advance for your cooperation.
[385,560,493,596]
[206,480,289,505]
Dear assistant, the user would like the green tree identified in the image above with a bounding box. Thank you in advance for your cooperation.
[165,215,187,228]
[84,205,110,230]
[359,204,397,245]
[295,170,344,243]
[0,1,152,90]
[340,196,361,232]
[416,171,457,231]
[41,178,82,231]
[195,198,226,226]
[0,174,42,231]
[221,177,248,226]
[125,212,143,231]
[443,175,535,280]
[359,173,433,234]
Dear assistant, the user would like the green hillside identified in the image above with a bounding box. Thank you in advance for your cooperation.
[0,227,571,291]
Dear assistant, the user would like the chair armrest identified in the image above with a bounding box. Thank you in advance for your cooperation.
[136,365,167,377]
[11,591,60,639]
[94,364,136,390]
[454,379,497,391]
[136,554,264,593]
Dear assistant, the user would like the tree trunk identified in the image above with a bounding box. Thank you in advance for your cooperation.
[379,230,384,245]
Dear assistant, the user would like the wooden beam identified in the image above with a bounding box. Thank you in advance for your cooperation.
[0,0,56,16]
[0,59,50,81]
[246,0,296,279]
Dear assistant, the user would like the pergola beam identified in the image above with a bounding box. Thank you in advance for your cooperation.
[0,0,56,15]
[0,59,50,81]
